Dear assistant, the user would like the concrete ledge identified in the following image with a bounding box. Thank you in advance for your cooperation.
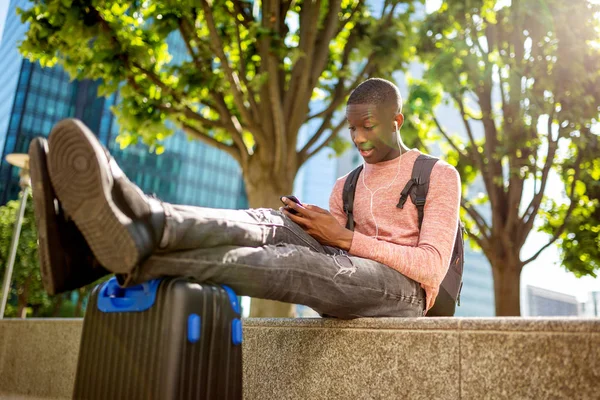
[0,318,598,399]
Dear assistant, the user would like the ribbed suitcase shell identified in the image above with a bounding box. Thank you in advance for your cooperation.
[73,277,242,400]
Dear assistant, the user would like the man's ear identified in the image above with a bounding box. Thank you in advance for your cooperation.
[394,113,404,131]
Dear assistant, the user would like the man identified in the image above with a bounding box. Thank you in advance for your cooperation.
[30,78,460,318]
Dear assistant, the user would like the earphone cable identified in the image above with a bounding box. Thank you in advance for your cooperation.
[361,131,403,239]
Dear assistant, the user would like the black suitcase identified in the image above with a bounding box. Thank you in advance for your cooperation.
[73,277,243,400]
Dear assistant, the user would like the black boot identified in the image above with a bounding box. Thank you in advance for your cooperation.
[47,119,166,275]
[28,137,109,295]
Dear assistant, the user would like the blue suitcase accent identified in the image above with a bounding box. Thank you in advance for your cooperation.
[231,318,243,346]
[187,313,201,343]
[97,277,161,313]
[221,285,241,314]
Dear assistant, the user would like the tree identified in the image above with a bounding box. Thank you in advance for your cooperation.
[18,0,420,316]
[408,0,600,315]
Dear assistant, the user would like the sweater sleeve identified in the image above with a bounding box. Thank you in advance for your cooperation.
[328,177,348,227]
[348,162,461,291]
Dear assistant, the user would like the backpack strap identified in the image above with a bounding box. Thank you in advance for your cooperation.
[342,165,363,231]
[397,154,439,230]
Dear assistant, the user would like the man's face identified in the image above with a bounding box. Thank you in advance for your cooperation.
[346,104,403,164]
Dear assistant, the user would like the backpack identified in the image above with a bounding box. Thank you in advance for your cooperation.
[342,154,464,316]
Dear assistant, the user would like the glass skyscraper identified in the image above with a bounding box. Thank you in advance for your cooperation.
[0,0,30,175]
[0,0,247,209]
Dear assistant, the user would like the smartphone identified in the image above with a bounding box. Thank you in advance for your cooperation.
[280,195,302,215]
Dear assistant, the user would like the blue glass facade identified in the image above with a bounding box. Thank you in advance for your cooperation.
[454,249,495,316]
[105,120,247,209]
[0,58,103,203]
[454,181,495,316]
[0,0,247,210]
[0,0,29,157]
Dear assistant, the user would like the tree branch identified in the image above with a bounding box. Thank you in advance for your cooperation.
[520,150,583,266]
[260,0,287,171]
[284,0,321,121]
[299,57,375,159]
[199,0,256,130]
[520,112,558,233]
[306,55,374,122]
[301,117,347,164]
[463,227,488,255]
[233,0,253,28]
[178,19,204,71]
[226,6,260,122]
[154,97,249,162]
[131,61,183,101]
[286,0,344,144]
[433,115,468,158]
[468,17,489,62]
[454,93,490,185]
[309,0,348,86]
[179,122,241,163]
[182,14,260,155]
[301,112,332,159]
[461,199,492,241]
[155,104,224,130]
[464,110,483,121]
[206,93,253,160]
[497,65,509,118]
[130,62,244,141]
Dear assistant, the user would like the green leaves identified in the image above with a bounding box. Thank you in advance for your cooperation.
[542,138,600,277]
[17,0,420,202]
[413,0,600,288]
[0,193,44,317]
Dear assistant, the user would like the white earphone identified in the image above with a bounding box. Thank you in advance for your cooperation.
[361,123,403,239]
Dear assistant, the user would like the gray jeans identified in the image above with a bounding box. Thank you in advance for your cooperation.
[130,205,425,318]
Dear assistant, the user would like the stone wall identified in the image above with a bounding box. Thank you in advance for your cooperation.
[0,318,598,399]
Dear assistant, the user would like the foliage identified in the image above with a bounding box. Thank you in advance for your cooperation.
[18,0,420,197]
[0,193,50,317]
[408,0,600,314]
[541,136,600,277]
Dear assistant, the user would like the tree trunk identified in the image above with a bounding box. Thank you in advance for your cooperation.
[243,162,298,318]
[491,260,523,316]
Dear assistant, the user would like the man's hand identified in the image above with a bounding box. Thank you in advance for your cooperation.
[280,197,354,250]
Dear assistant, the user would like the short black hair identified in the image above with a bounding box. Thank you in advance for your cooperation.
[347,78,403,114]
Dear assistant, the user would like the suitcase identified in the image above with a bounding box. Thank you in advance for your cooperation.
[73,277,243,400]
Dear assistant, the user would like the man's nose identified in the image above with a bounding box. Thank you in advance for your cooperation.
[352,129,368,145]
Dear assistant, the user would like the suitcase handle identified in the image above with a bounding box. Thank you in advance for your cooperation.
[97,277,162,313]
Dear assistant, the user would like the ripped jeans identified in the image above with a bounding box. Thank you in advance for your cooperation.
[131,205,425,318]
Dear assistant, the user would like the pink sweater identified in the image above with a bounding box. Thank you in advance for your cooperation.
[329,149,461,311]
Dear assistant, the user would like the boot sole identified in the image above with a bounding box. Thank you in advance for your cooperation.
[29,138,63,295]
[48,119,139,274]
[29,137,108,295]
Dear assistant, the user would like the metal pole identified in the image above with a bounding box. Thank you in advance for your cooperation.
[0,185,30,319]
